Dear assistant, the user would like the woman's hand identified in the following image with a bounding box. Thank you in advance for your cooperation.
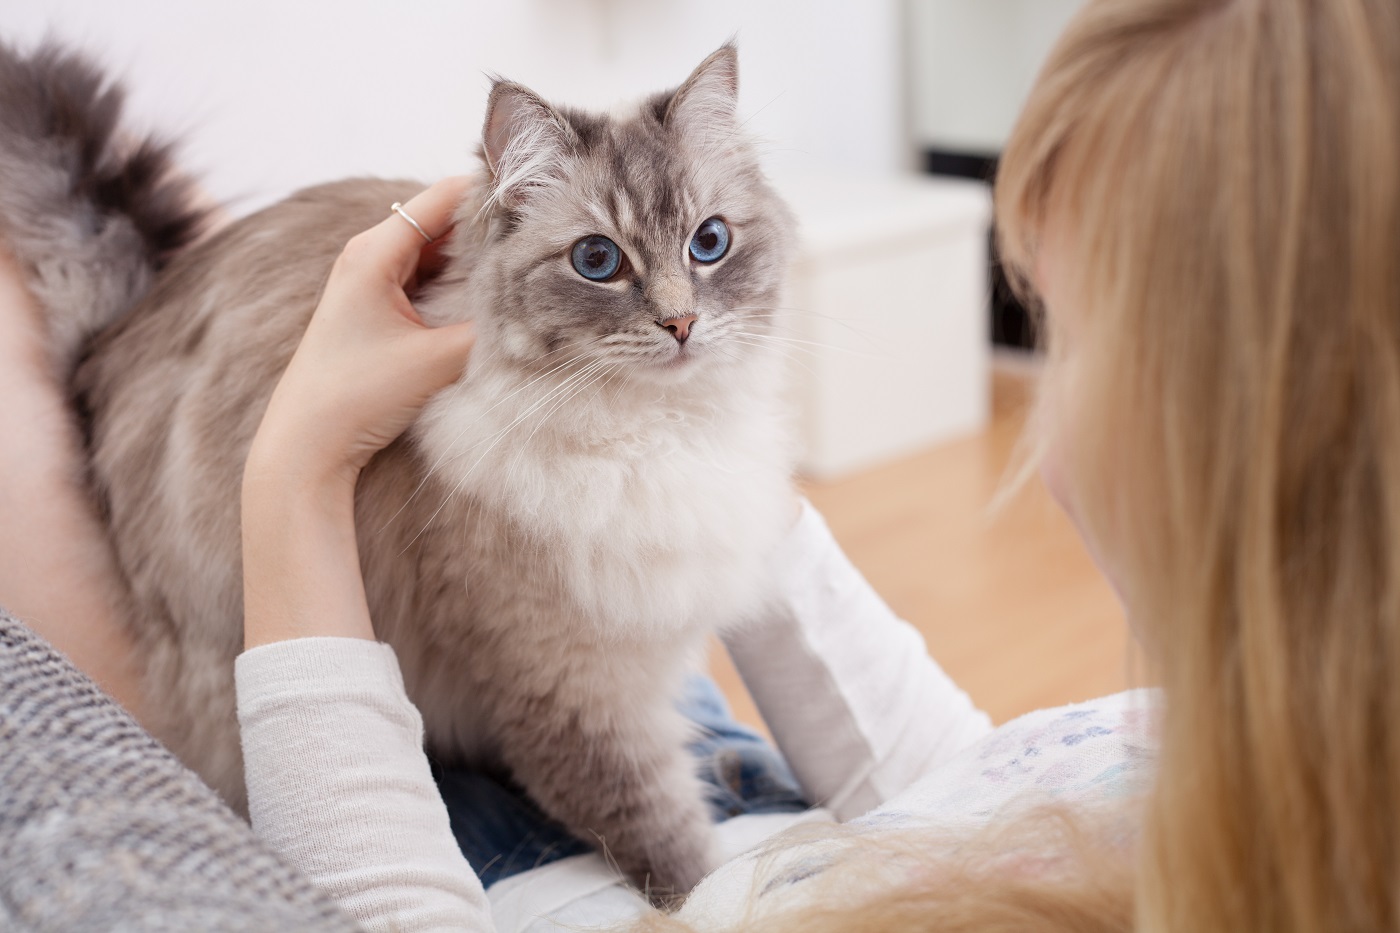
[245,177,477,493]
[242,177,475,650]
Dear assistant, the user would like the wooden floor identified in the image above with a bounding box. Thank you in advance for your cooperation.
[709,363,1141,731]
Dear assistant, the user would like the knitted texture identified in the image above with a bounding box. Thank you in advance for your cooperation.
[0,610,360,932]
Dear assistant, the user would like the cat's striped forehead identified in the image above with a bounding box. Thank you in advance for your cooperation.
[550,95,754,252]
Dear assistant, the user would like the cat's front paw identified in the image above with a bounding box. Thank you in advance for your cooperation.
[620,826,720,905]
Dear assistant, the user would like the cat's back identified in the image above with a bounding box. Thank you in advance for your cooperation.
[80,178,427,481]
[83,178,426,394]
[76,177,428,661]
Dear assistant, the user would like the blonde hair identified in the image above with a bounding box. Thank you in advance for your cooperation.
[637,0,1400,929]
[999,0,1400,928]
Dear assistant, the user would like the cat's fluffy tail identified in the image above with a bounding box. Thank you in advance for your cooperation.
[0,39,209,372]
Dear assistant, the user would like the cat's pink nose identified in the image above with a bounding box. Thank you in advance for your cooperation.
[658,313,697,344]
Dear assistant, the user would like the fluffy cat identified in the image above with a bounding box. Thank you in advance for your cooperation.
[0,40,796,894]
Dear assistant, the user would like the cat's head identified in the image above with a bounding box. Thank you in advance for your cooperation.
[461,44,794,384]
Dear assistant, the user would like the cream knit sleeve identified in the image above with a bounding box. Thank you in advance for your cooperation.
[236,636,495,933]
[721,502,994,820]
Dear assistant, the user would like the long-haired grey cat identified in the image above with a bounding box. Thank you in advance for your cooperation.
[0,40,796,893]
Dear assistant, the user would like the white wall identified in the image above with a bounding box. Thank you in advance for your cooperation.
[906,0,1084,154]
[3,0,905,214]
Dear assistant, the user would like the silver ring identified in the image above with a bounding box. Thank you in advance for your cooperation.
[390,202,434,243]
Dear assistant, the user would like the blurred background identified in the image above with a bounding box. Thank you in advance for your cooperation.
[3,0,1133,725]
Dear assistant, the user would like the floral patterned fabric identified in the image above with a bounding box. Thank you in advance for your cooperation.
[678,689,1159,928]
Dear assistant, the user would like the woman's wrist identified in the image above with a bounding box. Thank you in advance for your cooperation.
[244,415,364,498]
[241,458,357,534]
[241,453,375,650]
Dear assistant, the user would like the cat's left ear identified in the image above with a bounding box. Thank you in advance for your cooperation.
[664,43,740,137]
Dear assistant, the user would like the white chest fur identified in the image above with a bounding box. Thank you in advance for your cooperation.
[415,348,794,636]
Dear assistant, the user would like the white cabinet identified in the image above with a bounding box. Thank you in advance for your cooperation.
[773,170,993,479]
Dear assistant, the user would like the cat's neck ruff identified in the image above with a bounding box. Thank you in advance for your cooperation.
[410,332,795,635]
[413,334,793,543]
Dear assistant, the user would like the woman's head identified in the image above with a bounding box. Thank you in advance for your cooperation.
[999,0,1400,928]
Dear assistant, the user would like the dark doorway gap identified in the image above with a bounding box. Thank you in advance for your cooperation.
[921,148,1037,352]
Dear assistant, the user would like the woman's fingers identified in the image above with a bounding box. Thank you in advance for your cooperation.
[409,320,478,392]
[323,175,474,329]
[354,175,473,285]
[337,174,470,287]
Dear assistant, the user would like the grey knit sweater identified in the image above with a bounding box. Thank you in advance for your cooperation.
[0,609,360,932]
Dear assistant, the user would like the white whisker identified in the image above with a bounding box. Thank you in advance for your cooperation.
[505,362,618,476]
[733,305,883,345]
[729,329,880,359]
[374,341,605,535]
[720,336,818,378]
[404,358,614,550]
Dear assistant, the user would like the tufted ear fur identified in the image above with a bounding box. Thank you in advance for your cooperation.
[481,80,577,209]
[664,43,740,139]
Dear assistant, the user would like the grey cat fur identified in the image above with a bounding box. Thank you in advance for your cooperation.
[2,39,797,895]
[0,40,208,375]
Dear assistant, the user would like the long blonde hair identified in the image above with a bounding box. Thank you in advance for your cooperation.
[999,0,1400,928]
[641,0,1400,929]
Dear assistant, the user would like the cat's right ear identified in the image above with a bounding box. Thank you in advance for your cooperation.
[481,80,576,209]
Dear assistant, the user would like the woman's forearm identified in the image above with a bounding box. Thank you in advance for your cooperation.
[240,454,376,650]
[722,502,993,819]
[236,179,486,928]
[0,248,148,721]
[237,637,495,933]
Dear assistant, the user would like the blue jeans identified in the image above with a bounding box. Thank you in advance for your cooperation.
[432,675,809,887]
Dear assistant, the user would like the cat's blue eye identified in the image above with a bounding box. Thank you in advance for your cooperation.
[689,217,730,264]
[572,235,623,281]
